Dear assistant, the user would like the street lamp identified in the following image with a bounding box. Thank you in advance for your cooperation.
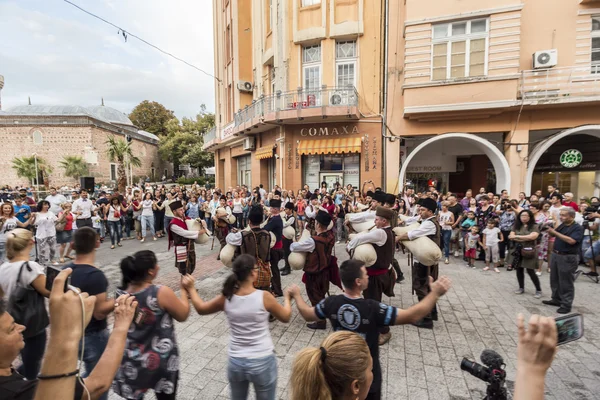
[32,153,39,194]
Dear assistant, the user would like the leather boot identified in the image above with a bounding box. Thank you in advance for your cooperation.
[280,267,291,276]
[307,320,327,330]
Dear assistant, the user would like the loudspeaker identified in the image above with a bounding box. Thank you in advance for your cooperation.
[80,177,95,193]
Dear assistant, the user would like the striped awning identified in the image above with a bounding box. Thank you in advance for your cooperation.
[297,137,362,155]
[255,146,274,160]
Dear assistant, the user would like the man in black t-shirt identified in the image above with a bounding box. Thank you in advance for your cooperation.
[288,259,451,400]
[68,228,115,400]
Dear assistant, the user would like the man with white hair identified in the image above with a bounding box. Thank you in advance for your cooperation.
[562,192,579,212]
[542,207,583,314]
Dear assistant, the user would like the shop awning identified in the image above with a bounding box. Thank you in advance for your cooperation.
[255,146,274,160]
[297,137,362,155]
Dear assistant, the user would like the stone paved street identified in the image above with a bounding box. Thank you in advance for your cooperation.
[95,238,600,400]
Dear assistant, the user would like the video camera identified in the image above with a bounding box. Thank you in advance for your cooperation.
[461,349,507,400]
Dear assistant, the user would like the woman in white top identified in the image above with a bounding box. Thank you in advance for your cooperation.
[0,228,50,379]
[232,191,245,230]
[183,254,292,400]
[437,201,455,264]
[140,191,157,242]
[34,200,58,265]
[0,203,34,262]
[107,196,123,249]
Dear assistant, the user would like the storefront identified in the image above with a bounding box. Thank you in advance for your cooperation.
[285,122,383,192]
[531,134,600,199]
[236,155,252,188]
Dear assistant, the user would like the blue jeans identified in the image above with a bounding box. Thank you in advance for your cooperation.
[228,353,277,400]
[164,216,173,232]
[81,329,109,400]
[18,331,46,380]
[108,220,122,245]
[141,215,155,238]
[584,240,600,262]
[205,216,213,233]
[442,229,452,258]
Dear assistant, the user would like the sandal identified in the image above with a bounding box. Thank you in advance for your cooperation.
[59,258,65,263]
[64,255,73,260]
[111,245,115,249]
[483,267,490,271]
[117,242,122,247]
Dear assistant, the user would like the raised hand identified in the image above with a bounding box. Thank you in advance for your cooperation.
[429,276,452,297]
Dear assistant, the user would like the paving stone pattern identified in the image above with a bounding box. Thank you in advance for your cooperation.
[97,239,600,400]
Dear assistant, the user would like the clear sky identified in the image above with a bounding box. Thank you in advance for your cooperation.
[0,0,215,119]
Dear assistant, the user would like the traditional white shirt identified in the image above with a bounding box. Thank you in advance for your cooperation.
[283,215,295,227]
[226,228,274,248]
[406,216,437,241]
[304,204,318,219]
[170,218,199,239]
[290,238,316,253]
[347,209,376,223]
[347,225,390,251]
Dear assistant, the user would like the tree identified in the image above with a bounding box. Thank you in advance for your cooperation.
[59,155,89,181]
[158,105,215,174]
[105,135,141,193]
[11,156,53,188]
[129,100,175,136]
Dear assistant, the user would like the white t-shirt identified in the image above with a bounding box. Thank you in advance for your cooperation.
[34,211,57,239]
[482,227,501,246]
[45,194,66,215]
[0,260,45,301]
[0,217,19,244]
[142,200,154,216]
[438,211,453,231]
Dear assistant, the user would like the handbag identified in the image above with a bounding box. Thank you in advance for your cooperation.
[55,213,67,232]
[250,230,272,289]
[7,262,49,339]
[520,246,537,259]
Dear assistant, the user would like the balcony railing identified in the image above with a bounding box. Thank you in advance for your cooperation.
[203,126,216,142]
[519,66,600,102]
[234,86,359,126]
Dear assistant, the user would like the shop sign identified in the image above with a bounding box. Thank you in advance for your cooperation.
[287,143,293,170]
[299,125,360,137]
[364,135,369,172]
[221,122,235,141]
[406,155,457,173]
[372,136,377,170]
[560,149,583,168]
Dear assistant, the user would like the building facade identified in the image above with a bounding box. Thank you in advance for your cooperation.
[204,0,385,192]
[387,0,600,198]
[0,104,171,187]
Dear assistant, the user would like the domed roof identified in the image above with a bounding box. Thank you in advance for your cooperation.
[5,104,96,117]
[86,105,134,126]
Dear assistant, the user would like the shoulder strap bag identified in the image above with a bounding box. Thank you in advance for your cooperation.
[7,262,49,338]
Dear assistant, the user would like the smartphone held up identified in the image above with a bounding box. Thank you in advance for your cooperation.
[556,313,584,346]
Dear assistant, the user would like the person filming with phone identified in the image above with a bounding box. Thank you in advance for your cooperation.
[542,207,584,314]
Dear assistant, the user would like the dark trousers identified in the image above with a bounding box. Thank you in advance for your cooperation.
[305,270,330,306]
[365,390,381,400]
[550,253,578,309]
[269,248,284,296]
[391,257,403,279]
[76,218,93,229]
[282,238,293,270]
[363,273,394,334]
[18,330,46,380]
[516,267,542,291]
[233,212,243,229]
[412,262,439,322]
[499,230,511,260]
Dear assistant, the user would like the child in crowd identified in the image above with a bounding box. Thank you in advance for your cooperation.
[465,225,482,268]
[482,220,502,273]
[460,211,477,260]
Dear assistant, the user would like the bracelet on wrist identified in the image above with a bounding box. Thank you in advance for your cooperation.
[38,370,79,380]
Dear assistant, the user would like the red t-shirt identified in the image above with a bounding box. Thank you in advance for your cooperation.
[297,201,306,215]
[562,201,579,212]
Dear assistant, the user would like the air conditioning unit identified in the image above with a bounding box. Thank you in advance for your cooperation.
[243,136,255,151]
[533,49,558,69]
[237,81,254,93]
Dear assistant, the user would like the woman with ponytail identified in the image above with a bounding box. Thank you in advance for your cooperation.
[291,331,373,400]
[112,250,191,400]
[181,254,292,400]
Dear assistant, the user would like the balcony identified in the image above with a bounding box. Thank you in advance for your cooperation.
[233,86,360,136]
[519,66,600,105]
[202,126,217,150]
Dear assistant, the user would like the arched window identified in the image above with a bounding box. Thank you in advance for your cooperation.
[32,130,43,145]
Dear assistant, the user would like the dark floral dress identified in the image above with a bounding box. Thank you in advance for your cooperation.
[112,285,179,399]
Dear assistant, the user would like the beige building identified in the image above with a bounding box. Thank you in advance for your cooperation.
[0,104,171,187]
[387,0,600,198]
[204,0,386,192]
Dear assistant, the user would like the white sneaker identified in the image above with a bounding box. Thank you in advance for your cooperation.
[153,237,157,241]
[141,238,145,243]
[336,240,341,244]
[535,271,542,276]
[444,258,449,264]
[454,251,459,257]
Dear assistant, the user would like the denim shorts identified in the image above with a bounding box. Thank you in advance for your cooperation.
[56,230,73,244]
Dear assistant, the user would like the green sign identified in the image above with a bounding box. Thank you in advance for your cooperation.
[560,149,582,168]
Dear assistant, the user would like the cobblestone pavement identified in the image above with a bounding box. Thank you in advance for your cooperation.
[95,238,600,400]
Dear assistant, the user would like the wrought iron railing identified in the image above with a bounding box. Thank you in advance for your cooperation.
[519,66,600,101]
[234,85,359,126]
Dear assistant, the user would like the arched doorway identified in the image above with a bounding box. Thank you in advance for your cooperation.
[526,125,600,197]
[398,133,511,194]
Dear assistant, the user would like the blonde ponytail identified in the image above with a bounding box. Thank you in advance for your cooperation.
[6,228,33,260]
[291,331,372,400]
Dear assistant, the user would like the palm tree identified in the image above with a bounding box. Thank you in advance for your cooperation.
[11,156,53,188]
[106,135,141,192]
[59,155,89,182]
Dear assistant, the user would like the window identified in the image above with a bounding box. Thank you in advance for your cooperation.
[336,41,357,88]
[110,164,117,181]
[431,19,488,80]
[32,130,43,145]
[237,155,252,187]
[301,0,320,6]
[592,17,600,73]
[225,25,232,63]
[268,0,273,31]
[303,44,321,92]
